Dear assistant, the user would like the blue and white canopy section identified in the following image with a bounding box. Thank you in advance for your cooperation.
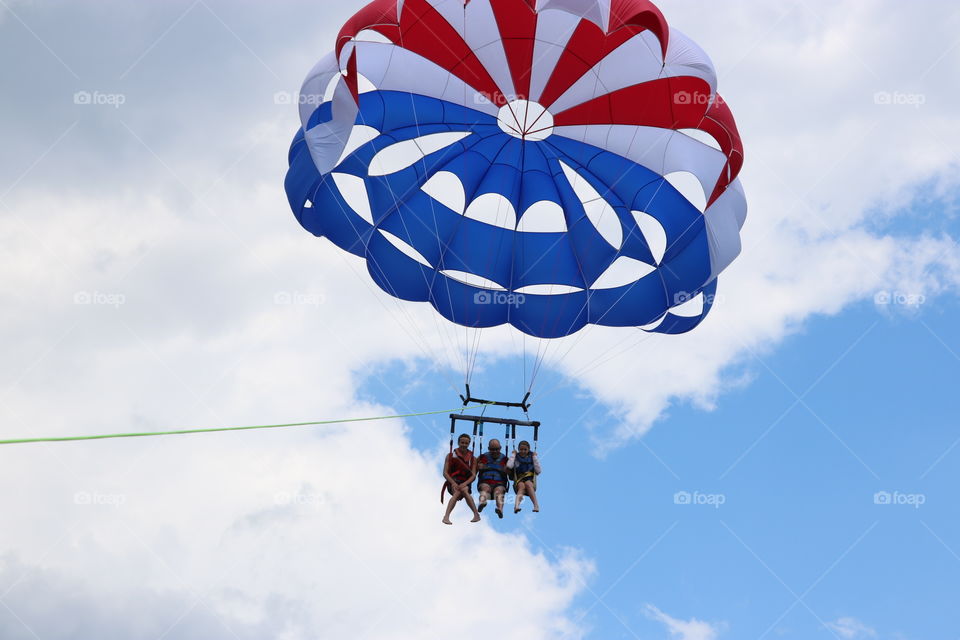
[284,0,746,339]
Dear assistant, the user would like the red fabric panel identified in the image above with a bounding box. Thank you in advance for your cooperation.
[336,0,508,106]
[555,76,743,206]
[538,0,669,109]
[489,0,539,100]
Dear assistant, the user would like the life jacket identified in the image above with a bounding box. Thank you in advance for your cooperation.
[448,448,475,484]
[477,452,508,485]
[513,453,536,483]
[440,448,475,503]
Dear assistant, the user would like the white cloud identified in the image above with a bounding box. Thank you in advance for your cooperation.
[826,617,877,639]
[0,0,959,636]
[520,0,960,448]
[644,604,724,640]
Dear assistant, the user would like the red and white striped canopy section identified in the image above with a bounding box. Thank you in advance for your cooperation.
[290,0,746,338]
[320,0,743,202]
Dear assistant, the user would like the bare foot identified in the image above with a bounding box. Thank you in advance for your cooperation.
[471,514,481,523]
[442,519,452,525]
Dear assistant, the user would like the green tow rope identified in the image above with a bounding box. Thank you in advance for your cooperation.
[0,406,475,447]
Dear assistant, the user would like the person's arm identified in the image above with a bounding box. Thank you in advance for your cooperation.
[506,451,516,469]
[442,454,455,484]
[533,452,542,475]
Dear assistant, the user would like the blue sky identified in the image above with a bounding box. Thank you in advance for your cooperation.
[365,241,960,638]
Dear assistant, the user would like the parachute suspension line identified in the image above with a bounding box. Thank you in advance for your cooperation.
[328,225,463,398]
[532,168,675,389]
[536,329,657,404]
[449,414,456,453]
[476,402,489,456]
[0,406,483,447]
[462,134,519,389]
[374,90,476,385]
[472,416,480,456]
[317,101,472,395]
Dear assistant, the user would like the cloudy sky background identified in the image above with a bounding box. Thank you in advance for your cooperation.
[1,0,959,638]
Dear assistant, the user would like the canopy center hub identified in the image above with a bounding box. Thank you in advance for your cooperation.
[497,100,554,141]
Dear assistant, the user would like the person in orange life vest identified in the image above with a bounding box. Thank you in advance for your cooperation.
[476,439,509,519]
[441,433,481,525]
[507,440,541,513]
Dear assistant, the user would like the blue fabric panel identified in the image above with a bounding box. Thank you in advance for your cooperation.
[286,89,727,337]
[587,273,670,327]
[648,279,718,334]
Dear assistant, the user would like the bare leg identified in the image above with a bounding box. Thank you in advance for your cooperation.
[525,481,540,512]
[478,484,491,512]
[463,490,482,522]
[442,489,462,525]
[514,483,526,513]
[494,486,506,518]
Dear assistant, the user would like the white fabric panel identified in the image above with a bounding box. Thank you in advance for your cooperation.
[515,284,583,295]
[335,125,381,168]
[298,52,341,131]
[464,192,517,230]
[303,78,360,175]
[440,270,507,291]
[678,128,722,151]
[631,211,667,264]
[353,41,499,115]
[421,171,466,214]
[664,171,707,212]
[555,124,668,172]
[554,125,727,210]
[639,315,667,331]
[517,200,568,232]
[332,173,374,225]
[672,290,706,317]
[529,9,581,102]
[559,160,623,249]
[368,131,472,176]
[379,229,433,267]
[536,0,611,32]
[549,30,719,117]
[703,178,747,280]
[338,41,356,70]
[663,29,718,95]
[462,0,516,101]
[591,256,657,289]
[549,31,663,114]
[663,132,727,207]
[430,0,466,34]
[354,29,393,44]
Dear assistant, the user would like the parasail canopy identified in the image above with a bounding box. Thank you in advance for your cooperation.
[285,0,746,340]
